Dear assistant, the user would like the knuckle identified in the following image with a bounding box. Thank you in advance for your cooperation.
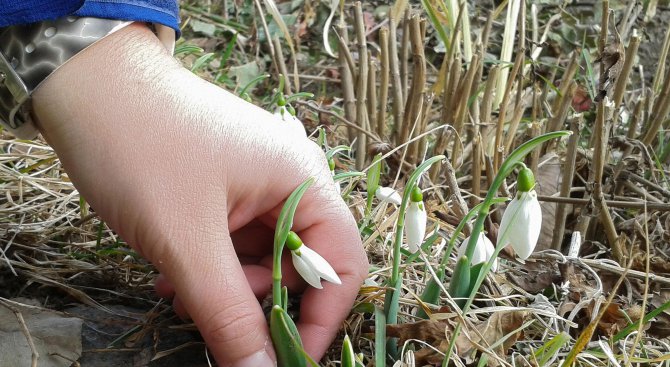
[202,298,265,350]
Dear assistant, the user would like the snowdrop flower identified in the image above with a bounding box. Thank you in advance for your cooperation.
[497,165,542,260]
[286,231,341,289]
[274,105,307,137]
[457,233,498,272]
[405,187,427,253]
[375,186,402,205]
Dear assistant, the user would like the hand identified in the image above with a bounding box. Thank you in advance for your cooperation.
[32,24,368,366]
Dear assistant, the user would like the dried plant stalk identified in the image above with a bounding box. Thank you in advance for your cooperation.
[551,115,581,250]
[272,36,292,95]
[416,93,434,162]
[452,53,481,166]
[529,83,541,172]
[378,27,390,139]
[353,2,369,170]
[547,81,577,136]
[551,51,579,116]
[651,26,670,95]
[337,23,357,141]
[400,11,411,106]
[642,71,670,145]
[399,15,427,164]
[503,89,527,153]
[388,17,404,141]
[368,51,378,136]
[493,49,525,171]
[612,31,640,125]
[480,65,499,134]
[471,133,482,206]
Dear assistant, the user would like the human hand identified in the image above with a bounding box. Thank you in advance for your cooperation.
[32,24,368,366]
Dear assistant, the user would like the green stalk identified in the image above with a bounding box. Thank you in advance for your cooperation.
[272,178,315,306]
[383,155,444,359]
[417,199,506,318]
[442,130,570,364]
[384,155,445,323]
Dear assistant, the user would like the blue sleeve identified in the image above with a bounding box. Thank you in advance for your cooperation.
[0,1,84,27]
[0,0,180,36]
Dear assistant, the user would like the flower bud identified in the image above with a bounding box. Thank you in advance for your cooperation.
[375,186,402,205]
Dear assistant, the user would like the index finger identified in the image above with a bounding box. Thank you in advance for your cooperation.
[291,191,368,360]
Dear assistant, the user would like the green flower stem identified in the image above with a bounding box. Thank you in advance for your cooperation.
[418,199,507,318]
[456,131,571,295]
[383,155,444,323]
[285,92,315,103]
[442,130,571,365]
[272,178,315,306]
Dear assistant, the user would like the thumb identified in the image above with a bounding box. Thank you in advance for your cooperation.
[162,230,276,367]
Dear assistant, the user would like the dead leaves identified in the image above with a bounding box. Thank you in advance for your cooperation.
[386,311,527,366]
[594,27,625,102]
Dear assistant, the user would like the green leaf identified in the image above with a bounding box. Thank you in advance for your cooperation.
[270,306,307,367]
[190,52,216,72]
[417,198,507,319]
[366,153,383,214]
[448,256,472,309]
[341,334,356,367]
[534,332,570,366]
[613,299,670,342]
[173,43,204,57]
[332,171,365,182]
[325,145,351,161]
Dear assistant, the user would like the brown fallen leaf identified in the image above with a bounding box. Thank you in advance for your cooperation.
[387,311,528,366]
[507,258,562,294]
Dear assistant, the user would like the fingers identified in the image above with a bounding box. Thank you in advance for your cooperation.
[163,230,276,367]
[291,196,368,359]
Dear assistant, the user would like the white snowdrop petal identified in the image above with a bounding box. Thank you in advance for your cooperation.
[375,186,402,205]
[458,233,497,271]
[405,201,427,253]
[299,245,341,285]
[497,190,542,260]
[291,251,323,289]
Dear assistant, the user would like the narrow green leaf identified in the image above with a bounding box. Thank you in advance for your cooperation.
[333,171,365,182]
[270,306,307,367]
[534,332,571,366]
[366,153,383,214]
[341,334,356,367]
[191,52,216,72]
[447,256,471,309]
[325,145,351,160]
[374,305,387,367]
[613,299,670,342]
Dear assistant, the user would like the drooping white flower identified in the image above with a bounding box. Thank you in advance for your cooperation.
[457,233,498,272]
[375,186,402,205]
[497,166,542,260]
[286,231,341,289]
[405,187,427,253]
[274,105,307,137]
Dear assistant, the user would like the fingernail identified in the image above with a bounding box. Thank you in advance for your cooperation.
[232,350,276,367]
